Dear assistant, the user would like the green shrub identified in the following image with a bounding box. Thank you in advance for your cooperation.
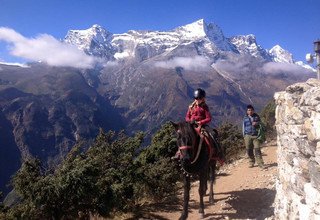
[218,122,244,163]
[259,99,276,140]
[5,124,180,219]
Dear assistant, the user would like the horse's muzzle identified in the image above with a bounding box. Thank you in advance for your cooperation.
[181,157,191,167]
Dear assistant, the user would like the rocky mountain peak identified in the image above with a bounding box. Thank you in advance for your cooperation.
[61,19,313,69]
[269,45,294,63]
[173,19,232,51]
[174,19,207,39]
[230,34,271,59]
[65,24,111,45]
[231,34,257,45]
[64,24,114,59]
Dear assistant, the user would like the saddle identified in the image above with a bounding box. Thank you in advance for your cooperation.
[194,126,225,165]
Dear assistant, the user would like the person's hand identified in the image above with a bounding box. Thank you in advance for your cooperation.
[252,122,259,127]
[191,120,199,126]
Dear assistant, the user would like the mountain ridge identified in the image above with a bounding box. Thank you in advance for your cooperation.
[63,19,313,70]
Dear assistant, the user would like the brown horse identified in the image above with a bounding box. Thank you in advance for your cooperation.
[171,121,222,220]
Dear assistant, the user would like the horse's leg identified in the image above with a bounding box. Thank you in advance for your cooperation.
[198,170,207,219]
[179,175,190,220]
[209,160,216,204]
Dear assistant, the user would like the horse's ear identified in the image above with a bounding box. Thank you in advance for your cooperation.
[170,121,179,130]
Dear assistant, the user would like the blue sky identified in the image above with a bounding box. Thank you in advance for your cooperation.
[0,0,319,64]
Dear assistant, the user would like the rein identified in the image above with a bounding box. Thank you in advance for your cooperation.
[179,146,192,150]
[191,137,203,164]
[178,135,204,165]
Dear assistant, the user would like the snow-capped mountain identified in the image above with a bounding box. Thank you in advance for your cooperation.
[64,19,313,71]
[269,45,316,71]
[269,45,294,63]
[64,19,236,62]
[64,24,115,60]
[229,34,272,60]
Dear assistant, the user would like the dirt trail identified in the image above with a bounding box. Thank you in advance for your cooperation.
[152,140,278,220]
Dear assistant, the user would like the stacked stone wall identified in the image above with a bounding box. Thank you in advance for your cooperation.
[274,78,320,219]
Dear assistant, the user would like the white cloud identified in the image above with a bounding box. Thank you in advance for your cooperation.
[261,62,312,75]
[154,56,210,71]
[212,59,251,73]
[0,27,97,68]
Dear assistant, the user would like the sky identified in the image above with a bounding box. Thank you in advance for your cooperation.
[0,0,319,65]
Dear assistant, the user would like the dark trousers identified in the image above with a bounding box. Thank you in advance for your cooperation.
[244,134,264,165]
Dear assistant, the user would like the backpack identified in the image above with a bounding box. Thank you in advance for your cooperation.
[257,122,266,143]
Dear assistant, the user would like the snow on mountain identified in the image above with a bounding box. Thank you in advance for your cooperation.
[229,34,271,60]
[269,45,315,71]
[63,19,313,71]
[111,30,180,61]
[0,61,29,68]
[64,24,115,59]
[111,19,235,61]
[269,45,294,63]
[64,19,237,61]
[295,61,316,71]
[174,19,207,39]
[173,19,235,51]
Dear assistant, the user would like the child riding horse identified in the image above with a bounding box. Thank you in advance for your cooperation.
[173,88,223,160]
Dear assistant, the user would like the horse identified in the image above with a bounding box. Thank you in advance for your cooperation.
[171,121,223,220]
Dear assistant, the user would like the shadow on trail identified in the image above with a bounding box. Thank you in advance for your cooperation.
[205,188,275,220]
[216,172,231,177]
[135,197,181,220]
[265,162,277,169]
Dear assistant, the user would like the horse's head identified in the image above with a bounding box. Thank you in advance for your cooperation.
[171,121,197,165]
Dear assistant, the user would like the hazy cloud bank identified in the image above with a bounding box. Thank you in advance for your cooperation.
[212,59,252,73]
[213,57,313,76]
[0,27,97,68]
[154,56,210,71]
[260,62,313,75]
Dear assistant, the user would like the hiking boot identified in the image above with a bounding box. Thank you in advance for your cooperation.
[258,164,267,170]
[248,163,254,168]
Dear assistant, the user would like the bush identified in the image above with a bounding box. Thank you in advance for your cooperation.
[5,124,180,219]
[259,99,276,140]
[136,122,180,201]
[218,122,244,163]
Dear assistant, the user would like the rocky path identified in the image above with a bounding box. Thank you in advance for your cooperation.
[152,140,278,220]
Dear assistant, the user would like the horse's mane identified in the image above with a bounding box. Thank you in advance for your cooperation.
[178,121,197,141]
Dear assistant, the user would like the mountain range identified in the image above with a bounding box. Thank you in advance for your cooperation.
[0,19,314,195]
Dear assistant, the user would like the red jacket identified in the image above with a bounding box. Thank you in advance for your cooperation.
[185,102,212,126]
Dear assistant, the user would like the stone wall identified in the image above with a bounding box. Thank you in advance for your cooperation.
[274,78,320,219]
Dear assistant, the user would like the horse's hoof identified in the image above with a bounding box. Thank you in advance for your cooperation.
[199,213,205,219]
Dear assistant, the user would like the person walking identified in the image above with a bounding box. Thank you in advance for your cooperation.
[242,104,265,169]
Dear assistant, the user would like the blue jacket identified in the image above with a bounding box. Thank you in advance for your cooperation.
[243,113,260,136]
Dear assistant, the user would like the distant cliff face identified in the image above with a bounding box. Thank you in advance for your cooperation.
[274,78,320,219]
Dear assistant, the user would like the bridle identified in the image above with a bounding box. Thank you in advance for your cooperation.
[179,146,192,150]
[178,137,204,165]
